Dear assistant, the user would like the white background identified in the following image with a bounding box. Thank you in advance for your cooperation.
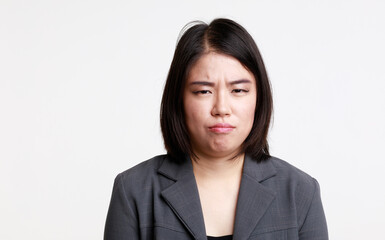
[1,0,384,239]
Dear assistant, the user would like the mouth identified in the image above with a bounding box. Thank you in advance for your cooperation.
[208,123,235,133]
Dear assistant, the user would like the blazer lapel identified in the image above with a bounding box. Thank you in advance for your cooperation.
[158,156,207,240]
[233,155,277,240]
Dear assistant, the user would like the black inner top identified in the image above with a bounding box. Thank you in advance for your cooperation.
[207,235,233,240]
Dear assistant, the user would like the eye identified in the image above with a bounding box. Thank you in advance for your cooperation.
[232,89,249,93]
[193,90,212,95]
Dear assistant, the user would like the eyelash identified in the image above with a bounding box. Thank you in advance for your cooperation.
[232,89,249,93]
[192,90,209,94]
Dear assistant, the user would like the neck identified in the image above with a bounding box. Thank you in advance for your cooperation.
[191,153,245,180]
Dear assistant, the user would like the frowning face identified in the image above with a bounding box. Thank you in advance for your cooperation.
[183,52,257,159]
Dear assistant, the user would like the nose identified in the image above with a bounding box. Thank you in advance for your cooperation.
[211,91,232,117]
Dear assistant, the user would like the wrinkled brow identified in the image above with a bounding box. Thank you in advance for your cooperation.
[189,81,214,86]
[189,79,252,86]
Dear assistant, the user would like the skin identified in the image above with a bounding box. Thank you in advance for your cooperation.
[183,52,257,236]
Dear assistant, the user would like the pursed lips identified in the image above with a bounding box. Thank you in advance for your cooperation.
[208,123,235,133]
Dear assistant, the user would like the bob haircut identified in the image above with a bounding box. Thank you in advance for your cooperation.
[160,18,273,163]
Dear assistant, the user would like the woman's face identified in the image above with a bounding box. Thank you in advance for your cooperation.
[183,52,257,159]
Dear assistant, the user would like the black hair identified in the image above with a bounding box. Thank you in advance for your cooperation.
[160,18,273,163]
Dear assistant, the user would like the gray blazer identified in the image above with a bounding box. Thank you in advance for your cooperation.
[104,155,328,240]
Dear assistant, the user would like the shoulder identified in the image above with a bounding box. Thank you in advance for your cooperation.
[268,156,317,186]
[113,154,167,195]
[268,156,322,217]
[267,156,327,235]
[264,156,321,209]
[118,154,166,179]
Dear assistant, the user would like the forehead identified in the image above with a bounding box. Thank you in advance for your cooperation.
[186,52,255,83]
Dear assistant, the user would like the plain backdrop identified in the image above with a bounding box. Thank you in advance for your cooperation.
[1,0,384,239]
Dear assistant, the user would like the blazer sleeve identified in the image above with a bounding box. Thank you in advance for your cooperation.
[104,173,139,240]
[299,178,329,240]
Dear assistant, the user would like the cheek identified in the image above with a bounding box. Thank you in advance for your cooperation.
[238,98,256,126]
[184,100,211,132]
[185,104,205,124]
[242,109,255,128]
[184,99,200,124]
[247,103,257,119]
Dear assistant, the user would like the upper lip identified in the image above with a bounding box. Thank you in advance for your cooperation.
[209,123,235,128]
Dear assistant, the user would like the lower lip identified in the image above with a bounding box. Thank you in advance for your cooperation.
[208,127,234,133]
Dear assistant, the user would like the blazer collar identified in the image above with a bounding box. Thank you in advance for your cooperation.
[157,154,277,240]
[232,154,277,240]
[158,155,207,240]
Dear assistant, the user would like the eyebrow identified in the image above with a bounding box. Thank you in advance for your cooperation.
[229,79,252,85]
[189,79,252,86]
[190,81,215,86]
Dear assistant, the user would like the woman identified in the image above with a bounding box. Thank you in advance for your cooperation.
[104,18,328,240]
